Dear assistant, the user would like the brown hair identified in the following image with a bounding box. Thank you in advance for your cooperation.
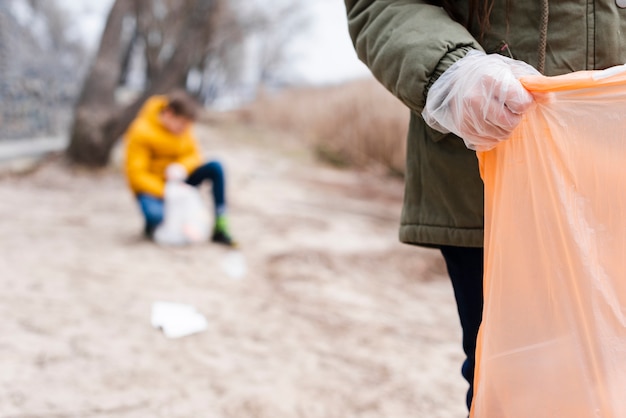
[165,90,199,120]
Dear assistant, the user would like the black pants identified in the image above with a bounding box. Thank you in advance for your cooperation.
[440,245,484,411]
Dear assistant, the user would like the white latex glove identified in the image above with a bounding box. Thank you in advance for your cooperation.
[422,50,540,151]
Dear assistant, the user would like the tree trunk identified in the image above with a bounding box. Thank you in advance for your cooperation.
[66,0,133,167]
[66,0,219,168]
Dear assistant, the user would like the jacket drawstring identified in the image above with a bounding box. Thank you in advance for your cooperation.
[537,0,549,73]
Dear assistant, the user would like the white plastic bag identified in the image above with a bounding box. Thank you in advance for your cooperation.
[154,164,210,246]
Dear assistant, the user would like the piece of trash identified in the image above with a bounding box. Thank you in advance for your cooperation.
[151,301,208,339]
[221,251,247,280]
[153,164,211,246]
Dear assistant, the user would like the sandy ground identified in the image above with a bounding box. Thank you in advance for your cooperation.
[0,123,467,418]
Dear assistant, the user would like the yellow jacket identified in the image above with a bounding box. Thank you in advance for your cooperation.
[124,96,202,198]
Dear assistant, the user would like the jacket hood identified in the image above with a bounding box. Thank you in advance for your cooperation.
[137,95,168,128]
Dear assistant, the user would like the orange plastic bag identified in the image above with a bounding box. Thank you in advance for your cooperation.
[473,67,626,418]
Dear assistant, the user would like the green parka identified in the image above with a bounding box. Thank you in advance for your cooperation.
[345,0,626,248]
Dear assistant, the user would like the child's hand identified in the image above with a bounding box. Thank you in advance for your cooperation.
[165,163,187,181]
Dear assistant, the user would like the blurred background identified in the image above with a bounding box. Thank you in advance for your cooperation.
[2,0,369,129]
[0,0,408,173]
[0,1,466,417]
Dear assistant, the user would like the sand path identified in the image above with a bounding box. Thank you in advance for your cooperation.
[0,123,467,418]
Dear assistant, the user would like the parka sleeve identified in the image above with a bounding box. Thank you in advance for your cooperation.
[345,0,483,113]
[125,133,166,198]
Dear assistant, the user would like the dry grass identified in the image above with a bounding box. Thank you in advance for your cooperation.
[234,78,410,177]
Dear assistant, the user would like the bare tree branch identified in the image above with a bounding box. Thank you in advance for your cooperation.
[67,0,221,167]
[66,0,306,167]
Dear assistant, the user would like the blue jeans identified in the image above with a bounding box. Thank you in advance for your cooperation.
[439,245,484,411]
[137,160,226,233]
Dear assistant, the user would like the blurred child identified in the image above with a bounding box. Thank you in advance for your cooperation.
[124,90,236,246]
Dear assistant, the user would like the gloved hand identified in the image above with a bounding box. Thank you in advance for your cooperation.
[164,163,194,200]
[422,50,540,151]
[165,163,188,181]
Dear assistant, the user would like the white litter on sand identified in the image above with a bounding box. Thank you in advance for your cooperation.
[151,301,208,339]
[221,251,247,280]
